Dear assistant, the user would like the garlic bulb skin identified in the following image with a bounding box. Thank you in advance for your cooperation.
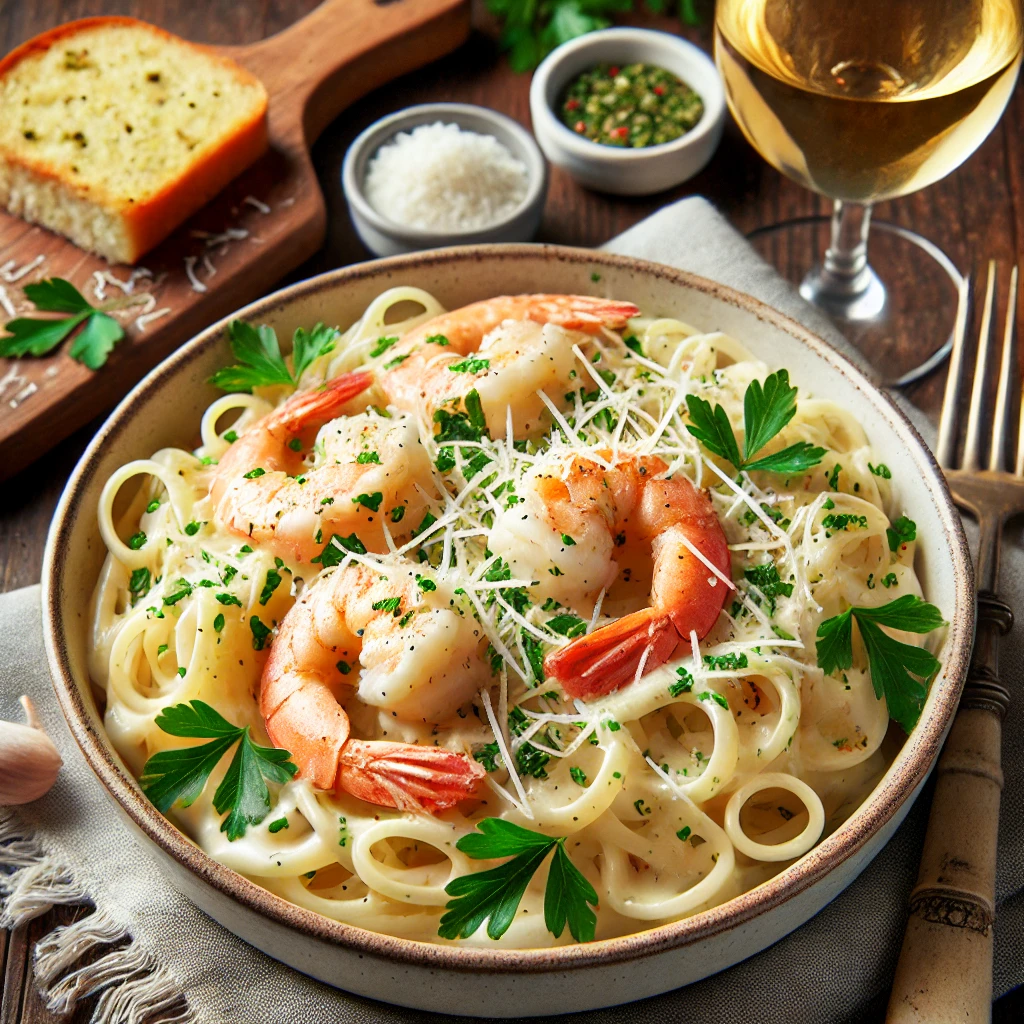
[0,696,62,804]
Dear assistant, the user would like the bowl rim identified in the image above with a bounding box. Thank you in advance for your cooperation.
[529,27,726,164]
[341,102,548,244]
[42,243,974,975]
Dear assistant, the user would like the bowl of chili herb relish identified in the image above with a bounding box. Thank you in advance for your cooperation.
[530,28,725,195]
[560,63,704,149]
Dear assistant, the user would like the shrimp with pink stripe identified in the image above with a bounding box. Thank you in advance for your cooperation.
[260,561,488,813]
[374,293,640,438]
[488,451,733,699]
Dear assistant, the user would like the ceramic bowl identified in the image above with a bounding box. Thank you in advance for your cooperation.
[42,245,973,1017]
[342,103,548,257]
[530,28,726,195]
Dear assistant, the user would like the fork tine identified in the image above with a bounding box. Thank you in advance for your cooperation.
[962,262,998,471]
[992,264,1019,471]
[936,273,972,469]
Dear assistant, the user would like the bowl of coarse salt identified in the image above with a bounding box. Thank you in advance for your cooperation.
[342,103,548,258]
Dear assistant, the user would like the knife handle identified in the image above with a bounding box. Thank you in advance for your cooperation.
[885,592,1011,1024]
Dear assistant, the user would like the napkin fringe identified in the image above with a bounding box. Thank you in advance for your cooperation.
[1,809,195,1024]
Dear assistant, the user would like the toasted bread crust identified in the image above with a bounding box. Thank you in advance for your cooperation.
[0,16,269,264]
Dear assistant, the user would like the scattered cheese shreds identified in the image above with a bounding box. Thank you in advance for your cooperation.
[363,121,529,233]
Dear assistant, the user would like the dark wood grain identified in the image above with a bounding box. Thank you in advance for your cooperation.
[1,2,1022,1021]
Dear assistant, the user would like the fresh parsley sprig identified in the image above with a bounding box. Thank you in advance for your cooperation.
[816,595,945,733]
[439,818,598,942]
[139,700,297,840]
[209,320,338,393]
[0,277,137,369]
[486,1,705,72]
[685,369,826,476]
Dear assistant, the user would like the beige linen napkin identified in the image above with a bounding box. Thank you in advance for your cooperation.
[2,197,1022,1023]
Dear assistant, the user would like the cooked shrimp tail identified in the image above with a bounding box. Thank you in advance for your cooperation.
[338,740,486,813]
[544,608,679,699]
[261,562,488,814]
[488,452,732,700]
[277,371,374,432]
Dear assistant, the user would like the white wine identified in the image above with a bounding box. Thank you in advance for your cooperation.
[715,0,1023,202]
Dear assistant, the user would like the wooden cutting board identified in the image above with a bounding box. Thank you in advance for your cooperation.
[0,0,470,480]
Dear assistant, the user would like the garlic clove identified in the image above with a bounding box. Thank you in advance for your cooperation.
[0,695,62,804]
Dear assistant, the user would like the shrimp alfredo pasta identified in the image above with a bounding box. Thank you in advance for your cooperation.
[89,289,944,947]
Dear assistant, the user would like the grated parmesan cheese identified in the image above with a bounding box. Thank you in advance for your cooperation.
[363,121,529,233]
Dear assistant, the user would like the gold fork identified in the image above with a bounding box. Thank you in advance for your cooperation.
[887,262,1019,1023]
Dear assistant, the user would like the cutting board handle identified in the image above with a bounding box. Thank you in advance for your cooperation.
[233,0,470,147]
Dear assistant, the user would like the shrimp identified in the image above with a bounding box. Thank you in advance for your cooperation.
[488,453,732,700]
[378,294,640,437]
[260,561,488,813]
[212,374,435,562]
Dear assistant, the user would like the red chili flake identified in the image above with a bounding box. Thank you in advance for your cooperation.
[654,85,665,96]
[566,98,580,111]
[574,121,586,133]
[613,126,629,138]
[609,66,620,76]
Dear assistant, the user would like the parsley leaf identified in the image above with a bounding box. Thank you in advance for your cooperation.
[815,595,945,732]
[684,393,742,467]
[685,370,825,476]
[439,818,597,942]
[209,321,293,392]
[543,842,598,942]
[291,322,338,380]
[1,277,126,369]
[24,277,94,314]
[139,700,297,840]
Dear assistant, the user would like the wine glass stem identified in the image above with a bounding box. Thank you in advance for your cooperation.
[800,200,888,322]
[825,200,872,292]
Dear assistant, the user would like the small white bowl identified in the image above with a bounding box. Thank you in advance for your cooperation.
[342,103,548,258]
[530,28,726,195]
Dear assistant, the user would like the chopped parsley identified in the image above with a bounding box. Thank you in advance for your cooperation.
[448,357,490,374]
[887,515,917,552]
[703,652,748,671]
[249,616,272,651]
[352,491,384,512]
[259,569,282,605]
[311,532,367,566]
[669,666,694,696]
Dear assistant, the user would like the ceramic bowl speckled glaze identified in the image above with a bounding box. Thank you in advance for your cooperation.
[42,245,973,1017]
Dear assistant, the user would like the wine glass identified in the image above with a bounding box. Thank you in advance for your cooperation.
[714,0,1023,384]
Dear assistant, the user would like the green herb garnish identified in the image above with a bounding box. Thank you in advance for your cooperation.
[685,370,825,476]
[208,321,337,392]
[139,700,297,841]
[816,595,945,733]
[438,818,598,942]
[0,277,131,369]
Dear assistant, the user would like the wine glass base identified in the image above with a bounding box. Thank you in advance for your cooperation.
[799,263,888,323]
[748,217,964,387]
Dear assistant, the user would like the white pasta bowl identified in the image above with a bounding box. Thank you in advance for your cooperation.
[42,245,973,1017]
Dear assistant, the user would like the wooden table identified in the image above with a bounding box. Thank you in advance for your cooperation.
[1,2,1021,1020]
